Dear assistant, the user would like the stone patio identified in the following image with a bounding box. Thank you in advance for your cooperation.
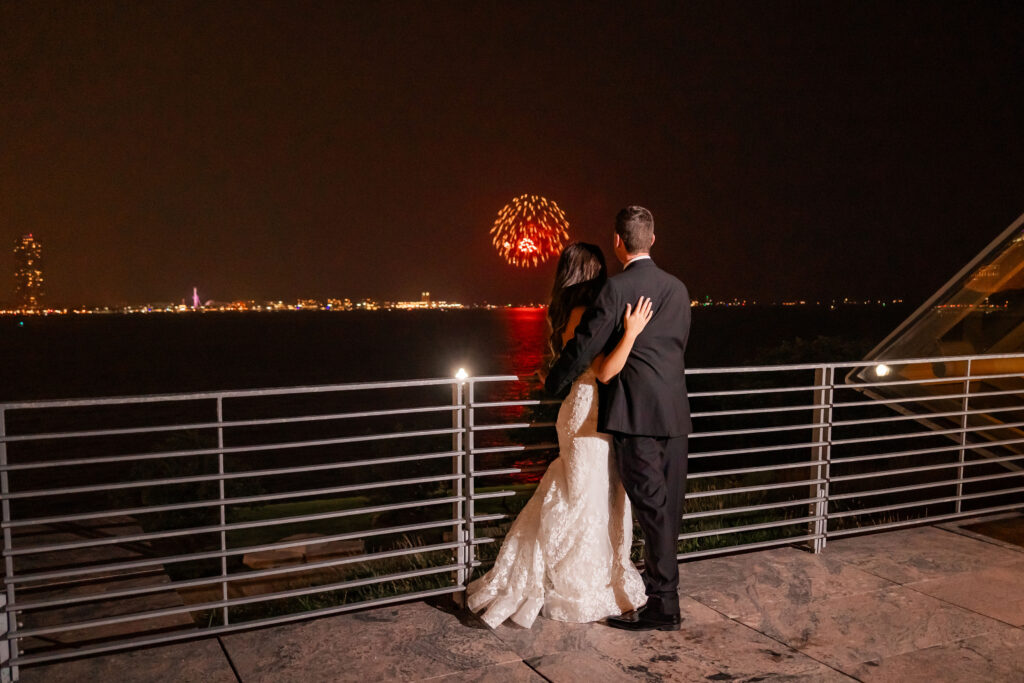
[18,515,1024,682]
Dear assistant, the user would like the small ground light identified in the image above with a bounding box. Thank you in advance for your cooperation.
[455,368,469,380]
[875,363,891,377]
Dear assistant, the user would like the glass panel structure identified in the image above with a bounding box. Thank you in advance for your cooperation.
[848,211,1024,468]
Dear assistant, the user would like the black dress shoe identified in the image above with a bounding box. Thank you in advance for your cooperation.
[606,603,681,631]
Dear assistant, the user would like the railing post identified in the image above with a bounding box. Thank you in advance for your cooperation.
[451,380,466,602]
[217,397,229,626]
[462,381,475,588]
[810,366,833,553]
[956,359,972,514]
[1,409,18,682]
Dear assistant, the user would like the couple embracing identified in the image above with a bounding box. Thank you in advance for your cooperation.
[468,206,691,632]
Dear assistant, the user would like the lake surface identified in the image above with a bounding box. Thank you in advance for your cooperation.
[0,305,913,401]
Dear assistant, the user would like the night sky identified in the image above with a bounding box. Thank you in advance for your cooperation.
[2,1,1023,307]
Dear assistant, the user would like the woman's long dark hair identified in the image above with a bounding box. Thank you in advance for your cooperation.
[547,242,607,363]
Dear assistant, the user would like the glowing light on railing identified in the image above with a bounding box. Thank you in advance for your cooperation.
[455,368,469,380]
[875,363,891,377]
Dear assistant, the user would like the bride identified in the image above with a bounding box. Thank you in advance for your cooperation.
[467,242,653,628]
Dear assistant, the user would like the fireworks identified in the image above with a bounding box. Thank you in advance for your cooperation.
[490,194,570,267]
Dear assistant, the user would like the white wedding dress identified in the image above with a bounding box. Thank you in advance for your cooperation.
[466,368,647,628]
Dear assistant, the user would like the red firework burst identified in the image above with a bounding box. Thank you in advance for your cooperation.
[490,194,570,267]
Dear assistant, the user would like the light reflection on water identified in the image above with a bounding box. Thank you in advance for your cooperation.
[494,307,556,484]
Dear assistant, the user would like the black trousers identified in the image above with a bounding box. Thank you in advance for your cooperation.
[611,432,688,615]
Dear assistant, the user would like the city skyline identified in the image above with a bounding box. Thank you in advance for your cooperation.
[3,3,1023,308]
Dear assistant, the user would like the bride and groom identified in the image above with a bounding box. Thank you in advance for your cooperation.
[467,205,691,632]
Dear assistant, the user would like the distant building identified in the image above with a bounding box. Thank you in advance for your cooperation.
[327,298,353,311]
[13,234,44,311]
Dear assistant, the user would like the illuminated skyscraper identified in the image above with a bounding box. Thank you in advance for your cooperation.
[13,234,44,311]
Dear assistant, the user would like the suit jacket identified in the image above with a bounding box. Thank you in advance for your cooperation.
[545,258,692,437]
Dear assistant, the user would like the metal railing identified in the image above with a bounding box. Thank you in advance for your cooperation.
[2,352,1023,677]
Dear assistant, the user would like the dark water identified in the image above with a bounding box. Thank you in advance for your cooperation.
[0,305,913,402]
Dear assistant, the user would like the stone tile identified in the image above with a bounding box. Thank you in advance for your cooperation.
[220,600,520,682]
[907,560,1024,626]
[528,621,853,683]
[526,651,636,683]
[742,584,1013,672]
[852,628,1024,682]
[423,660,546,682]
[824,526,1023,584]
[19,638,236,683]
[680,547,894,620]
[487,597,726,660]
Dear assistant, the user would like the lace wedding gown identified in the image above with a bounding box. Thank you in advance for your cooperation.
[466,369,647,628]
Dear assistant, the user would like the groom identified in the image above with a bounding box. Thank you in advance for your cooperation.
[545,206,691,631]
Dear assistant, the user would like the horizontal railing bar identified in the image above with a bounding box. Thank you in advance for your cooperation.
[685,351,1024,374]
[9,585,463,667]
[679,515,819,540]
[689,385,826,398]
[830,454,1024,483]
[826,502,1024,538]
[471,422,531,432]
[470,443,556,455]
[470,514,507,523]
[4,496,463,557]
[692,403,824,418]
[830,473,1024,502]
[3,454,463,498]
[683,497,822,520]
[688,460,822,479]
[2,468,461,502]
[469,375,529,384]
[689,421,826,439]
[9,540,464,612]
[0,404,459,444]
[838,370,1024,391]
[13,562,462,638]
[471,421,556,432]
[4,472,459,528]
[830,437,1024,464]
[831,419,1024,447]
[0,376,523,412]
[835,386,1024,409]
[835,391,970,409]
[5,429,461,463]
[472,468,522,478]
[7,518,459,584]
[832,403,1024,428]
[677,533,821,559]
[471,400,552,409]
[686,479,825,499]
[690,441,820,459]
[470,490,517,500]
[1,437,461,471]
[828,485,1024,520]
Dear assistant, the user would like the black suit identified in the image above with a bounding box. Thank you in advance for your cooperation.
[545,258,691,614]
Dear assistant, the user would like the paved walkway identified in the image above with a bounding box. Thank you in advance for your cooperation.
[20,516,1024,682]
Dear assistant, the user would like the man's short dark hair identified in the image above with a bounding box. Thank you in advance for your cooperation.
[615,206,655,254]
